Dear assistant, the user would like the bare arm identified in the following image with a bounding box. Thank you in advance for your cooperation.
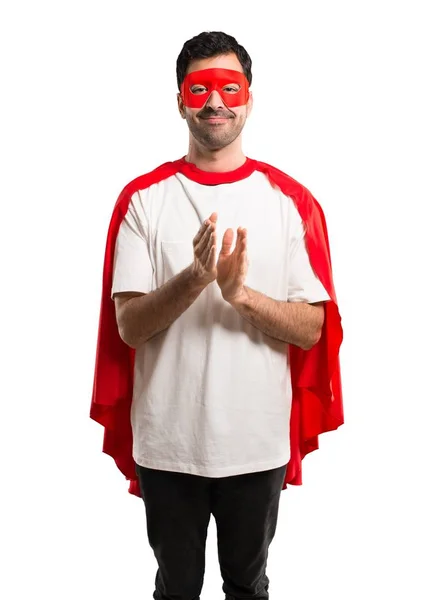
[216,225,326,351]
[114,213,218,349]
[229,286,325,351]
[114,267,208,348]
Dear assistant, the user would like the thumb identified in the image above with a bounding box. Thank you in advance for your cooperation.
[220,228,234,256]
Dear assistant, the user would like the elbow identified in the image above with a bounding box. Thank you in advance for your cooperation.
[115,302,145,349]
[119,329,137,350]
[124,338,140,351]
[301,327,323,351]
[117,322,140,350]
[301,306,325,350]
[118,321,153,349]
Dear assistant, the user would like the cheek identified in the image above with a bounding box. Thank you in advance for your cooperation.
[185,107,195,115]
[183,107,199,121]
[232,107,248,120]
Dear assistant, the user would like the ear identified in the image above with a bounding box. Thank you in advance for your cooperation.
[246,91,254,118]
[177,93,186,119]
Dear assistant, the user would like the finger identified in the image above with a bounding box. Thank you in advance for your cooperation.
[209,212,218,223]
[201,230,216,264]
[207,242,216,270]
[196,224,210,255]
[237,244,247,274]
[200,232,215,265]
[193,218,211,246]
[233,228,242,254]
[237,228,247,254]
[220,228,234,255]
[193,225,206,247]
[197,223,215,255]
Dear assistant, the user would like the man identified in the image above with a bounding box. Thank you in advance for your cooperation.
[91,31,343,600]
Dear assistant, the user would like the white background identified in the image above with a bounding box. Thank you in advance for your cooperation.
[1,1,437,598]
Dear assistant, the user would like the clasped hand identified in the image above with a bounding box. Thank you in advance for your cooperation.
[191,212,248,304]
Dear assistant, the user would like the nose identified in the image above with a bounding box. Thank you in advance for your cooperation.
[204,89,226,110]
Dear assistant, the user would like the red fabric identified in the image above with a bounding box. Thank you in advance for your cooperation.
[255,162,343,488]
[180,68,250,108]
[90,158,343,497]
[176,155,256,185]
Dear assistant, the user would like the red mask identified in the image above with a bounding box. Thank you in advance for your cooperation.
[180,68,250,109]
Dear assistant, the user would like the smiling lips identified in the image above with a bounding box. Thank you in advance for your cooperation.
[201,115,232,121]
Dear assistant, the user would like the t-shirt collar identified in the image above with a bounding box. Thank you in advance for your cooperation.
[175,156,256,185]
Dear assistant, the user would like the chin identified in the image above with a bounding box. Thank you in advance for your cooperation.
[202,129,244,149]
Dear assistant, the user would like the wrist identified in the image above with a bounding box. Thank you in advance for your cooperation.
[188,263,215,289]
[223,285,250,307]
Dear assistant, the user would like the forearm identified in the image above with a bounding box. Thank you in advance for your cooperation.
[118,265,208,349]
[229,286,325,350]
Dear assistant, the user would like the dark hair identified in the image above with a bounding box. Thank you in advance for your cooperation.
[176,31,252,90]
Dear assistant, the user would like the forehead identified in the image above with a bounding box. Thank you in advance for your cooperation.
[186,53,244,76]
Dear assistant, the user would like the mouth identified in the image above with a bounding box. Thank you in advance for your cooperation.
[201,117,231,123]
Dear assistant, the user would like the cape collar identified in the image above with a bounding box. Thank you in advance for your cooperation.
[174,156,257,185]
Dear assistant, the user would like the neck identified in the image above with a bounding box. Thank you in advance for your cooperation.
[185,136,246,172]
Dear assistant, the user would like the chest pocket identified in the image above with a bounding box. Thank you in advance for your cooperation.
[161,241,194,283]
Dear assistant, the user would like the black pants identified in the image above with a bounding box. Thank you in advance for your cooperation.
[135,462,287,600]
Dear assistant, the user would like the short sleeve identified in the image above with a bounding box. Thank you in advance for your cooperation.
[111,193,154,299]
[287,218,331,303]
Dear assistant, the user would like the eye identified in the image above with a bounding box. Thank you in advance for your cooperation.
[222,84,241,94]
[190,85,208,94]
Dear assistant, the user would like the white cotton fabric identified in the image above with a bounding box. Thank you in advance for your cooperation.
[111,170,330,477]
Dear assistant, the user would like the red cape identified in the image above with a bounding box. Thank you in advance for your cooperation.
[90,158,343,497]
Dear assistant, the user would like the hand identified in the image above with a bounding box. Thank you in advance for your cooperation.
[190,212,218,284]
[216,226,248,303]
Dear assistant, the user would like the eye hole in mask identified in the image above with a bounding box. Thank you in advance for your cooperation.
[181,68,249,108]
[190,83,241,95]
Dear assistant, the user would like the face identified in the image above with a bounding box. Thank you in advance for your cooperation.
[178,53,253,151]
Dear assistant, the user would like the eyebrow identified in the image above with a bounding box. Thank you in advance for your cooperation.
[190,82,241,88]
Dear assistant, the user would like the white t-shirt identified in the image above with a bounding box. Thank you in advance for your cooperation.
[111,159,330,477]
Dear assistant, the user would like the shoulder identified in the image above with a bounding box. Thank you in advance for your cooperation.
[253,160,311,198]
[103,159,181,236]
[115,160,180,208]
[252,159,324,220]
